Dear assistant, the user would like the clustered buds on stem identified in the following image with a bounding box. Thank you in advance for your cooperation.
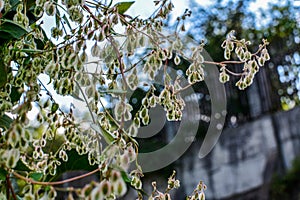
[220,31,270,89]
[148,171,180,200]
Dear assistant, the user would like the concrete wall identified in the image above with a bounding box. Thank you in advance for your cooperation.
[177,106,300,199]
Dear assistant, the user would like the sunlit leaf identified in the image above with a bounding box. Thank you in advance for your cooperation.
[51,103,59,113]
[115,1,135,14]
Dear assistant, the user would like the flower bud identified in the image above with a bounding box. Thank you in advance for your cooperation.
[174,54,181,65]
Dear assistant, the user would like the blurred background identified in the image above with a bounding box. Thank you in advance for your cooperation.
[130,0,300,199]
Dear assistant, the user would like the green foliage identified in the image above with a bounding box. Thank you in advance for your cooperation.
[0,167,7,181]
[270,157,300,200]
[0,19,29,42]
[0,58,8,88]
[0,114,13,130]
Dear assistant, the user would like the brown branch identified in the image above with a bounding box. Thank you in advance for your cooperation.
[82,5,104,26]
[6,174,17,200]
[6,174,9,200]
[12,168,100,186]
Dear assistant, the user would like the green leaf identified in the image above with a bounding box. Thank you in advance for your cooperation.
[11,48,45,53]
[25,0,36,12]
[16,195,23,200]
[10,86,22,103]
[0,114,13,130]
[8,0,20,11]
[63,14,72,31]
[91,123,115,144]
[115,1,135,14]
[0,59,7,88]
[14,160,30,171]
[55,9,61,27]
[29,172,43,181]
[0,19,29,41]
[0,168,8,181]
[121,171,131,183]
[51,103,59,113]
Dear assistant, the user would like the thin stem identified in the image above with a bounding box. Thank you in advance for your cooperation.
[74,80,96,123]
[107,35,128,88]
[174,82,195,95]
[98,97,121,129]
[203,60,243,66]
[224,68,246,76]
[82,4,104,26]
[38,78,66,116]
[12,168,100,186]
[118,14,160,47]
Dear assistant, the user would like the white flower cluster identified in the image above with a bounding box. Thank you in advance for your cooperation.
[220,31,270,89]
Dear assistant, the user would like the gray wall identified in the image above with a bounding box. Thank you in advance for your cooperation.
[177,106,300,199]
